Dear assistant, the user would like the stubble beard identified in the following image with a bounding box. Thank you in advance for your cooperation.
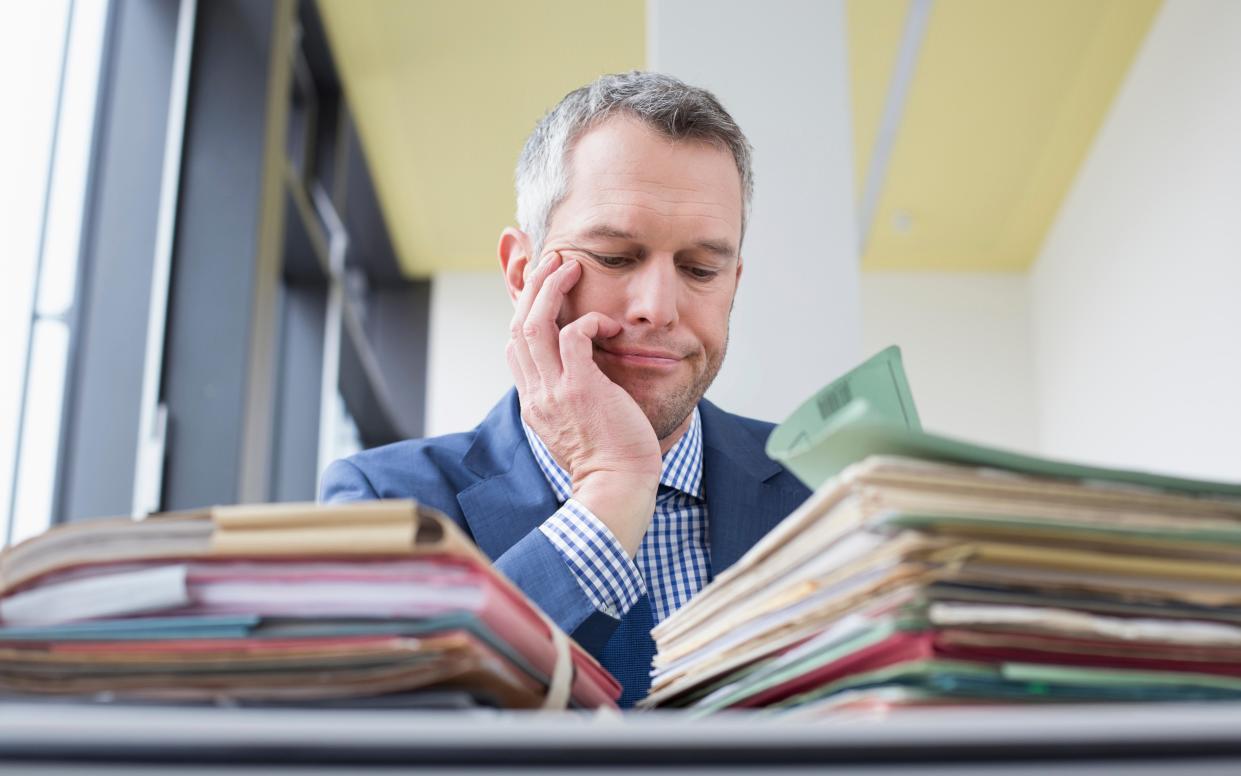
[630,330,729,442]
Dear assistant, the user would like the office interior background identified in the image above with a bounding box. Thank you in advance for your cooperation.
[1,0,1238,549]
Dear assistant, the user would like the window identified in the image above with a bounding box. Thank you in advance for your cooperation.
[0,0,109,546]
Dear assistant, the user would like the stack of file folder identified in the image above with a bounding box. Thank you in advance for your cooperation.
[0,501,619,710]
[643,348,1241,715]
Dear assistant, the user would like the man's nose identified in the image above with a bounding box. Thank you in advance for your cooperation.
[624,259,679,329]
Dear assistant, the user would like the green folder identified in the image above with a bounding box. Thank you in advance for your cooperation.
[0,615,262,641]
[766,346,1241,498]
[776,659,1241,710]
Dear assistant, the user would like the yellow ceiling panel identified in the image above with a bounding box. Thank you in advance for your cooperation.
[847,0,908,200]
[860,0,1160,271]
[317,0,645,277]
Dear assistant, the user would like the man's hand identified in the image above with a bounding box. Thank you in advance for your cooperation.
[506,251,661,557]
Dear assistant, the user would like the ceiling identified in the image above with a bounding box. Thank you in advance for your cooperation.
[316,0,644,277]
[320,0,1160,277]
[850,0,1161,271]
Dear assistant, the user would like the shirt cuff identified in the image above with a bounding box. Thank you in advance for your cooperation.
[538,498,646,619]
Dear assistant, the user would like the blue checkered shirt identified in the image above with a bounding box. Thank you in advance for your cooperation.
[524,409,712,624]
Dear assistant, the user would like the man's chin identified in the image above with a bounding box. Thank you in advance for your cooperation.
[605,358,721,442]
[629,387,700,442]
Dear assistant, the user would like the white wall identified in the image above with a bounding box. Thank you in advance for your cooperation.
[861,272,1039,453]
[426,0,863,435]
[650,0,862,423]
[424,271,513,437]
[1031,0,1241,481]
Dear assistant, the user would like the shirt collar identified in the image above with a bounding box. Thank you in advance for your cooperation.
[521,407,704,502]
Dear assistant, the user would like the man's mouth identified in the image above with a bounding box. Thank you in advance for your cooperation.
[595,346,685,369]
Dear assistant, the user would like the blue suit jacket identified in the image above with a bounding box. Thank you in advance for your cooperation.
[320,388,811,658]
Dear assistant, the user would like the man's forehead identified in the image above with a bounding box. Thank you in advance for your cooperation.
[570,118,740,191]
[587,139,729,175]
[551,119,744,256]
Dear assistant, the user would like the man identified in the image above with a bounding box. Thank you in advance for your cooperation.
[321,71,811,706]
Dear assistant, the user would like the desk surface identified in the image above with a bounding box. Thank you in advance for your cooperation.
[4,701,1241,772]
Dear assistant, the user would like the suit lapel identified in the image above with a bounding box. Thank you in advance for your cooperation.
[699,399,808,575]
[456,390,561,561]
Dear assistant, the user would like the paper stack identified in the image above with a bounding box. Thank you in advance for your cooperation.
[643,348,1241,715]
[0,501,619,710]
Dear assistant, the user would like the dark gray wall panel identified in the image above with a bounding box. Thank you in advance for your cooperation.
[368,283,430,439]
[160,0,291,510]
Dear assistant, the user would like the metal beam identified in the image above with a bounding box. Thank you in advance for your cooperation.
[57,0,182,522]
[131,0,196,518]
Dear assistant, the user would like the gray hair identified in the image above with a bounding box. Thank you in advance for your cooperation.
[515,71,753,260]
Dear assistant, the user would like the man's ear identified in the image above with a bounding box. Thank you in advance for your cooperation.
[497,227,533,305]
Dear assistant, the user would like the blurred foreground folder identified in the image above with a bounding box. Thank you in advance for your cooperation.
[0,502,620,710]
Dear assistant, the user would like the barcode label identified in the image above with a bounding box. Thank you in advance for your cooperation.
[816,381,853,419]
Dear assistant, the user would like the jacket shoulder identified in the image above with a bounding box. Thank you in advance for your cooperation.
[728,412,779,442]
[705,402,780,449]
[705,404,810,497]
[319,430,480,519]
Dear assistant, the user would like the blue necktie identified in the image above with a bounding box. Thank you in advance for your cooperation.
[597,594,656,708]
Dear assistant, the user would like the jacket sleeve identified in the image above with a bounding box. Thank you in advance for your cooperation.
[319,457,623,652]
[319,458,380,502]
[492,529,624,653]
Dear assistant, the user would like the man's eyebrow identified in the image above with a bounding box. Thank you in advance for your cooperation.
[694,238,737,259]
[579,224,737,259]
[581,224,637,242]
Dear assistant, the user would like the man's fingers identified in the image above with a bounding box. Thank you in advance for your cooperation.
[508,251,561,392]
[524,258,581,383]
[510,251,562,334]
[505,336,533,395]
[559,311,622,382]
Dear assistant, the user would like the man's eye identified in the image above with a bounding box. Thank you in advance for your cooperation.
[684,266,719,281]
[594,254,631,268]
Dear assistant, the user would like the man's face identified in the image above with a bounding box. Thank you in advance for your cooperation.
[538,116,744,440]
